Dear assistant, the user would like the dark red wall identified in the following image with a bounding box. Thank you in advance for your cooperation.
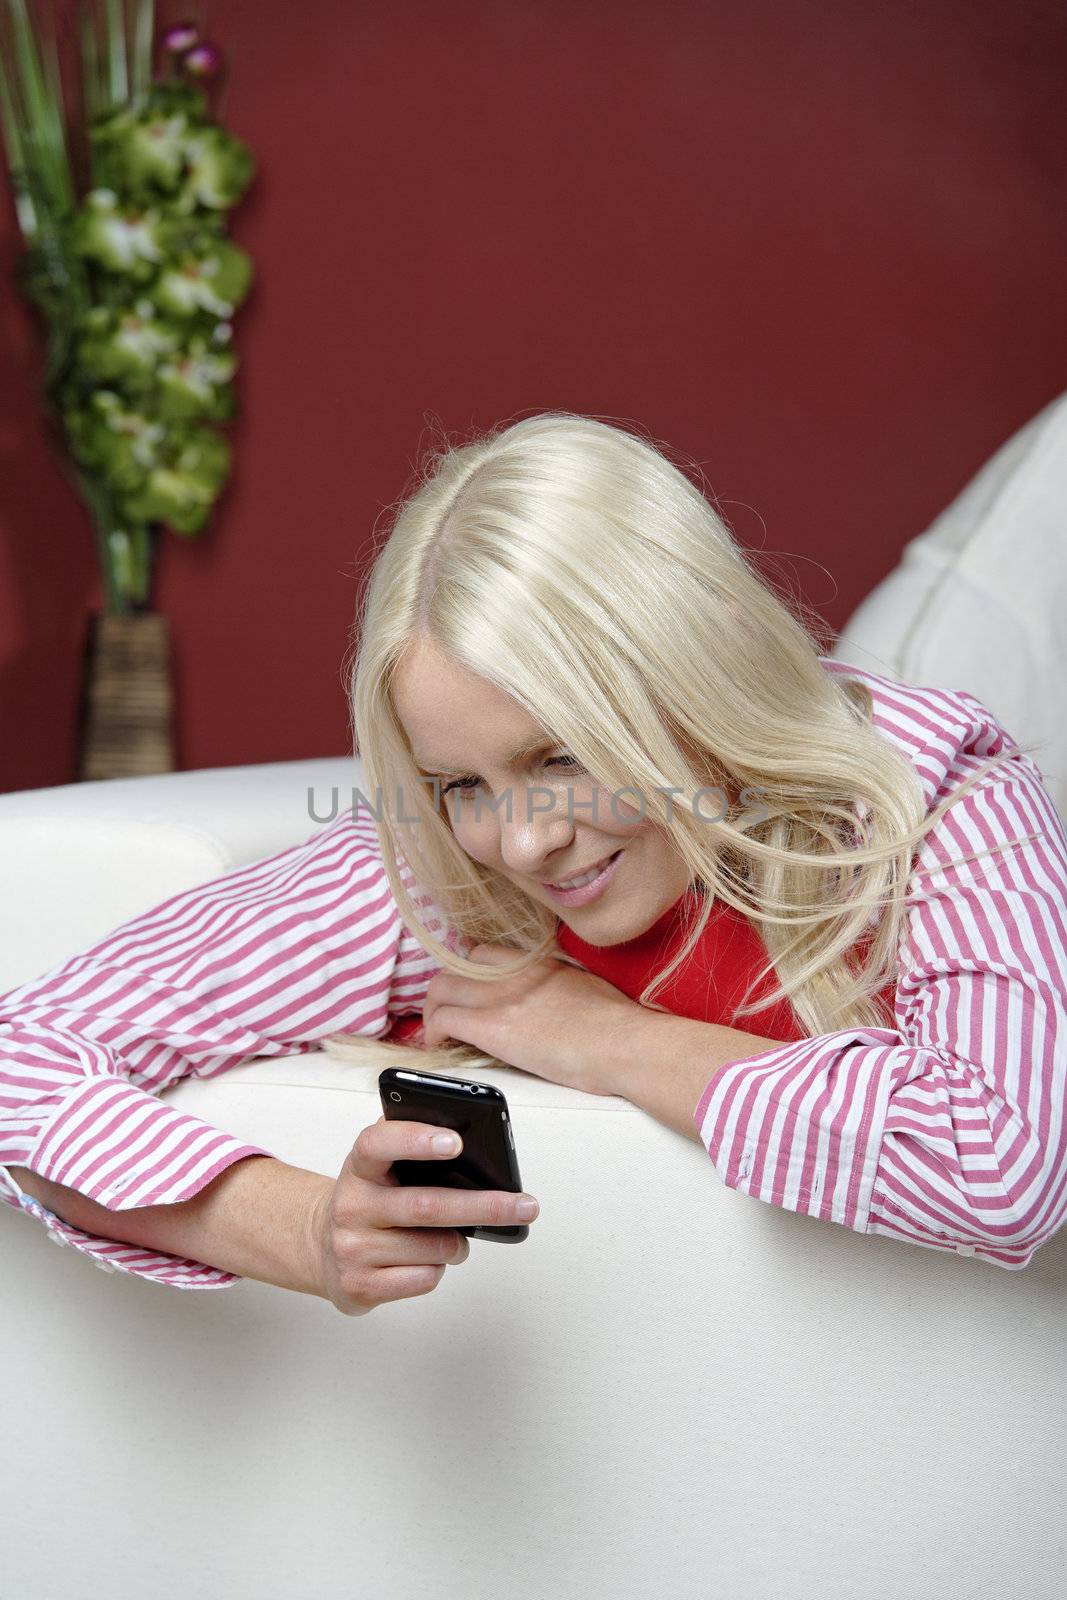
[3,0,1066,792]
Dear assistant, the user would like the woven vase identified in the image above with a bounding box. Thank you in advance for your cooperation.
[77,611,176,781]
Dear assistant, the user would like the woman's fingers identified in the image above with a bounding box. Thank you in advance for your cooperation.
[315,1117,537,1316]
[370,1181,538,1232]
[347,1116,464,1184]
[362,1226,471,1268]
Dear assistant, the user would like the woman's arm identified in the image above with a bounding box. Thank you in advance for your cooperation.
[686,750,1067,1267]
[612,1011,790,1144]
[0,806,447,1289]
[8,1156,332,1296]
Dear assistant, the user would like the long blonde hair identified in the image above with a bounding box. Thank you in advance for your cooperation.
[323,411,1042,1077]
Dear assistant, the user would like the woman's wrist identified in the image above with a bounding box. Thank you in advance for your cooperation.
[612,1010,787,1143]
[182,1155,334,1297]
[8,1156,335,1298]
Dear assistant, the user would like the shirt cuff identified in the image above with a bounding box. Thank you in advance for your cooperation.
[693,1029,900,1234]
[24,1073,275,1209]
[0,1174,254,1288]
[2,1073,278,1289]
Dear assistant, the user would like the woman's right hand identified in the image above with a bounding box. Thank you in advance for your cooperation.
[311,1117,540,1315]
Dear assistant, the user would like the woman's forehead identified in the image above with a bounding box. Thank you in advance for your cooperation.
[393,644,549,770]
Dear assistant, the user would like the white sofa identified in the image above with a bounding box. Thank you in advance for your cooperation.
[3,395,1067,1599]
[830,387,1067,827]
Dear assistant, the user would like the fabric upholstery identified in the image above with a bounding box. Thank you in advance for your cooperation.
[1,763,1064,1600]
[831,389,1067,823]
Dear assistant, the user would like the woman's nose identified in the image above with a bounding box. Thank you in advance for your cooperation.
[497,790,573,874]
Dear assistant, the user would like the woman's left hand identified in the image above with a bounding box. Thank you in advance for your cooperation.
[420,941,646,1096]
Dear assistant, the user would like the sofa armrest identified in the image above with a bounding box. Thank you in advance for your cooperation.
[0,756,361,993]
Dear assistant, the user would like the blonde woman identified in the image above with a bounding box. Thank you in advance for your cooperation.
[3,412,1066,1312]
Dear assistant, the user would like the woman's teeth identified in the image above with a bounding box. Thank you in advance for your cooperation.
[551,853,615,889]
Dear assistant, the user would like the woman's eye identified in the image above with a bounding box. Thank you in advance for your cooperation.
[440,753,583,798]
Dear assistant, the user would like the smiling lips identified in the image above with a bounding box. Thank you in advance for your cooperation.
[542,850,619,890]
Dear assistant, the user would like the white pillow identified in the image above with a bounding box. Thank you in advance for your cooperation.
[831,390,1067,824]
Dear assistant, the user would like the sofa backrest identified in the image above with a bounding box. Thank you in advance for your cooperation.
[832,389,1067,824]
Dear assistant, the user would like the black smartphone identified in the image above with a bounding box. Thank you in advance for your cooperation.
[378,1066,529,1243]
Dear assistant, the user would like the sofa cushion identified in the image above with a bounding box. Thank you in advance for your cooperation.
[0,757,364,994]
[0,756,360,867]
[831,389,1067,823]
[0,816,232,994]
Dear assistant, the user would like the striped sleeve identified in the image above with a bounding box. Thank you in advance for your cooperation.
[694,726,1067,1270]
[0,807,448,1290]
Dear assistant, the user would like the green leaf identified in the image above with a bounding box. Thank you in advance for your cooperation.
[0,49,37,240]
[80,1,103,126]
[104,0,128,108]
[39,16,70,189]
[0,49,22,167]
[131,0,154,101]
[6,0,75,214]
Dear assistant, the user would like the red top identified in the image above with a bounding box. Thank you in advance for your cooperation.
[555,887,815,1041]
[387,884,895,1047]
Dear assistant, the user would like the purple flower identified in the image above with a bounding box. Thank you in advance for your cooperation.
[183,43,223,78]
[162,22,200,53]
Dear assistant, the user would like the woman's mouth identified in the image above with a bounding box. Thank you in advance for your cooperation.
[541,849,623,907]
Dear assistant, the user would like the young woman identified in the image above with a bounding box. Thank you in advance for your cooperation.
[3,412,1066,1314]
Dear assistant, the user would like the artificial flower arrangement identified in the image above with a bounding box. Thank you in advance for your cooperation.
[1,0,255,612]
[1,0,255,776]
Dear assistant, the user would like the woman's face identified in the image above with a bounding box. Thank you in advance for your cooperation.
[392,638,695,946]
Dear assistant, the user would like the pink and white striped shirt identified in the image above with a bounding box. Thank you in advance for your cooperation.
[2,659,1066,1287]
[696,660,1067,1269]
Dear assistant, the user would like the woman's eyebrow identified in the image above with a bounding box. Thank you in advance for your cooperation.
[415,734,554,775]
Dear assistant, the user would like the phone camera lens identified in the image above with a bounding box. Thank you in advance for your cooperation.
[389,1091,402,1102]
